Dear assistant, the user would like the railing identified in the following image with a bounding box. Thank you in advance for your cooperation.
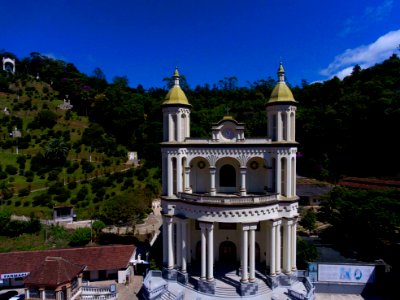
[81,286,115,295]
[81,295,117,300]
[178,192,278,205]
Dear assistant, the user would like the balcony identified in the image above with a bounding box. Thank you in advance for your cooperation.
[176,192,279,206]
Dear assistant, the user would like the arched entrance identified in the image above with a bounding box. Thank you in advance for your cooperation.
[219,241,237,263]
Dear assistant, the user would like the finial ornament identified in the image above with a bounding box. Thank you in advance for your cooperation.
[173,67,180,86]
[278,63,285,82]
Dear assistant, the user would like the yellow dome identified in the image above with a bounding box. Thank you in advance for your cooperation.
[163,68,190,106]
[269,82,295,102]
[268,63,296,103]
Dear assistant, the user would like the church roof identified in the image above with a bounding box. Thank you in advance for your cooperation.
[163,68,190,106]
[268,63,296,104]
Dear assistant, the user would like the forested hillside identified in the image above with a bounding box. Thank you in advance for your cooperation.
[1,51,399,218]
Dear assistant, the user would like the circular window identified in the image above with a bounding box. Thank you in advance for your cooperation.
[250,161,259,170]
[197,161,206,169]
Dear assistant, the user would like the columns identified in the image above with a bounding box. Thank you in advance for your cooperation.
[176,218,182,269]
[209,167,216,196]
[275,220,281,274]
[240,167,247,196]
[24,289,29,300]
[282,219,293,274]
[241,223,257,283]
[286,111,291,141]
[268,219,282,276]
[167,216,174,269]
[184,166,191,193]
[241,226,248,283]
[167,156,173,197]
[276,155,281,194]
[249,227,256,282]
[40,288,45,300]
[292,156,297,196]
[269,221,276,276]
[207,223,214,281]
[277,111,282,141]
[168,114,174,141]
[200,223,207,280]
[181,219,188,273]
[177,111,182,141]
[176,156,183,193]
[291,218,297,271]
[286,155,292,197]
[200,222,214,281]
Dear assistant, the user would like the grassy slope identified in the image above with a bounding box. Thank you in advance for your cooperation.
[0,78,139,220]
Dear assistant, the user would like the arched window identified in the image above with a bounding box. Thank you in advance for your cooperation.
[220,164,236,187]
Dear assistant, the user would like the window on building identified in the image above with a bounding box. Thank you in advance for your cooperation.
[220,164,236,187]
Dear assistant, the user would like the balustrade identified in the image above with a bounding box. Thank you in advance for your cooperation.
[178,192,278,205]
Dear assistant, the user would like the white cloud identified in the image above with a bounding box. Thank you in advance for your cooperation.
[321,29,400,79]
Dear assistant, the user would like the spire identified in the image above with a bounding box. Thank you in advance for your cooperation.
[173,67,180,86]
[162,67,190,106]
[267,63,296,104]
[278,62,285,82]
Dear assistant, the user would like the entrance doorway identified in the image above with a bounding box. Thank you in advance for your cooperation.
[219,241,237,263]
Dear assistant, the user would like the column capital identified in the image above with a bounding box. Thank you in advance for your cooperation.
[282,218,294,226]
[199,221,213,230]
[241,222,258,231]
[268,219,281,227]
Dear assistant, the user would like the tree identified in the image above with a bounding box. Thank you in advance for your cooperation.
[300,208,317,234]
[69,227,92,246]
[92,67,106,81]
[29,110,58,129]
[92,220,106,242]
[44,138,69,165]
[297,237,318,269]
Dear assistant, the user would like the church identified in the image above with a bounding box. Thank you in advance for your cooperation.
[142,65,314,299]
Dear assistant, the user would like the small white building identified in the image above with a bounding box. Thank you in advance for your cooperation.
[143,66,313,299]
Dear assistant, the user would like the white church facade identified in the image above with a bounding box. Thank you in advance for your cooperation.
[143,65,314,299]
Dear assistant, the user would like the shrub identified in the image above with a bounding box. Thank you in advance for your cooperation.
[66,161,79,174]
[47,170,60,181]
[5,165,18,175]
[18,188,30,197]
[32,193,52,207]
[67,181,77,190]
[69,227,91,246]
[76,186,88,201]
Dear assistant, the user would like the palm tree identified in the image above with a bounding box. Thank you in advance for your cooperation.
[44,138,69,165]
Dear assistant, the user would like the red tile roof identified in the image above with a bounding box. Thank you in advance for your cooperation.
[24,257,85,287]
[339,177,400,190]
[0,245,135,275]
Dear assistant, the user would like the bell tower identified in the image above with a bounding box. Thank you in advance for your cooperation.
[162,68,191,142]
[266,63,297,142]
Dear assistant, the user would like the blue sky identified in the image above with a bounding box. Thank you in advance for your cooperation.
[1,0,399,89]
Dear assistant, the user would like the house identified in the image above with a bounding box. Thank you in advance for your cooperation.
[296,176,334,206]
[24,256,85,300]
[0,245,136,288]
